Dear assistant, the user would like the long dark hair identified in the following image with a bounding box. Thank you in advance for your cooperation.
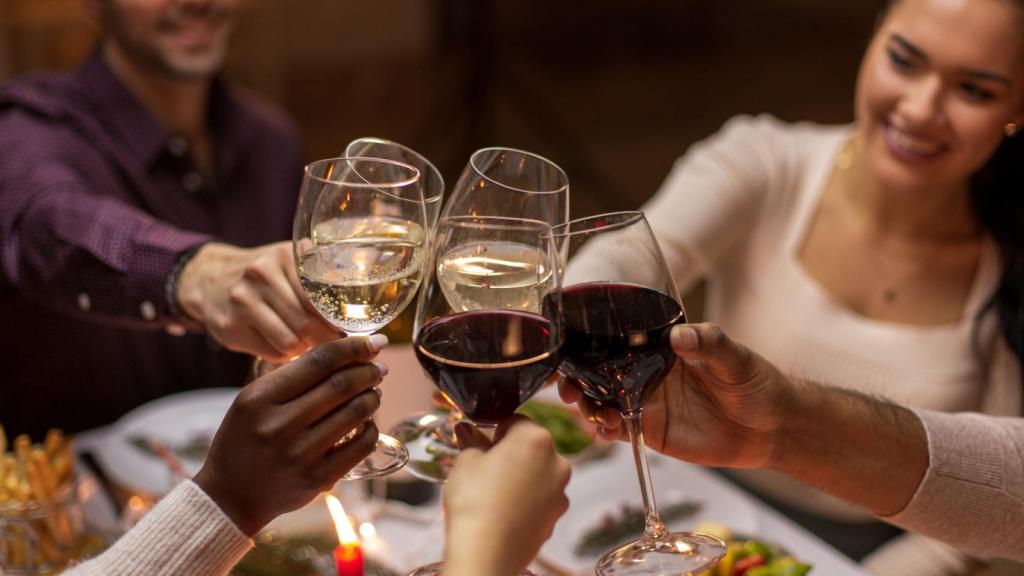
[972,134,1024,376]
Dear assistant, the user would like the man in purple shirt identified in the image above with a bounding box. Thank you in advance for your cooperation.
[0,0,336,436]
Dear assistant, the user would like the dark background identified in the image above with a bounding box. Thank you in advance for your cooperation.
[0,0,886,319]
[0,0,887,216]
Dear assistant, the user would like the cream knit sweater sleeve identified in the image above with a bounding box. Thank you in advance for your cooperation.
[883,410,1024,562]
[63,480,252,576]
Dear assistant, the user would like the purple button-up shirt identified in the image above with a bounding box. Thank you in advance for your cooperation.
[0,53,303,436]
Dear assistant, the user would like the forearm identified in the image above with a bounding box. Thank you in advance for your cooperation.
[1,173,211,325]
[61,481,251,576]
[443,523,515,576]
[770,380,929,516]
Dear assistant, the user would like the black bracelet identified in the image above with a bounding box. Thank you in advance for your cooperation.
[165,242,209,321]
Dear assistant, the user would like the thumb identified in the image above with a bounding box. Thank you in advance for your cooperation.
[671,323,758,382]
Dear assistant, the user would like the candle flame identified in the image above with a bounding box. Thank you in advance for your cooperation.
[325,494,359,545]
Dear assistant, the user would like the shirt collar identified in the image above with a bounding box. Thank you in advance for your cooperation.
[76,52,171,168]
[75,51,251,175]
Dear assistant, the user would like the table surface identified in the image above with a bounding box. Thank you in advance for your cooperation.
[73,344,868,576]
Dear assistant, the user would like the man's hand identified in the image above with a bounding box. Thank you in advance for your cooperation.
[559,322,793,469]
[177,241,339,362]
[193,336,388,536]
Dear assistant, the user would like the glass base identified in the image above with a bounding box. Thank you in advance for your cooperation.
[596,532,725,575]
[389,412,459,483]
[408,562,535,576]
[340,433,409,480]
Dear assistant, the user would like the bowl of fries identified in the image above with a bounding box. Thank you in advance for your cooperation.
[0,426,84,574]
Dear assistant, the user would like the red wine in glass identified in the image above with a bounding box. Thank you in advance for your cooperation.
[559,282,684,414]
[415,310,561,427]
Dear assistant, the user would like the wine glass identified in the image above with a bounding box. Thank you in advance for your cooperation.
[392,147,569,482]
[555,211,725,575]
[406,215,562,575]
[344,137,445,230]
[293,156,428,479]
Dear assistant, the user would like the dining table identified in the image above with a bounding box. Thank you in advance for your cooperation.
[70,344,868,576]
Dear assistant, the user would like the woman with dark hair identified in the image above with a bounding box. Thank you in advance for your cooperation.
[566,0,1024,573]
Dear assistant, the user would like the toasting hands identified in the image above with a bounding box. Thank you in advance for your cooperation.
[176,241,339,362]
[558,322,791,470]
[193,336,387,536]
[443,418,572,576]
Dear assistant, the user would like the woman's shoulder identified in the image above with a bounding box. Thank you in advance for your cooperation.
[714,114,851,153]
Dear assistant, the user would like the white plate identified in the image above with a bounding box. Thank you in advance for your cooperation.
[94,388,238,496]
[539,446,759,575]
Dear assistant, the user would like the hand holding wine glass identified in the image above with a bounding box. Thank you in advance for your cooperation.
[560,322,790,470]
[442,418,571,576]
[292,156,429,479]
[554,211,725,575]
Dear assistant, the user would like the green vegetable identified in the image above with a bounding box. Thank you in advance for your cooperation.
[574,500,701,556]
[518,400,593,454]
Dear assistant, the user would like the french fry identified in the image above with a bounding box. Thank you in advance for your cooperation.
[51,453,71,486]
[44,429,63,458]
[14,435,31,469]
[30,449,57,496]
[32,519,64,564]
[0,423,7,456]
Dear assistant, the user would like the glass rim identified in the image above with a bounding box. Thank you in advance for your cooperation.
[437,214,555,234]
[552,210,645,237]
[344,137,445,202]
[468,147,569,196]
[303,156,422,190]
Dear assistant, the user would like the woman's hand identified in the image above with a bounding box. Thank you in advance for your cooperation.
[443,418,571,576]
[193,336,387,536]
[559,322,792,469]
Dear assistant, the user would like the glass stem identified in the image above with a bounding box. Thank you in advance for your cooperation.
[623,410,666,540]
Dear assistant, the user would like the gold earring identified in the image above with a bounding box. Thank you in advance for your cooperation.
[1007,123,1019,137]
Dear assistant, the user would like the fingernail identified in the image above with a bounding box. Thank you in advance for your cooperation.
[373,386,383,399]
[374,361,389,378]
[672,326,698,351]
[368,334,389,352]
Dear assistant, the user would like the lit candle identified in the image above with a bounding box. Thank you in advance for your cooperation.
[325,494,364,576]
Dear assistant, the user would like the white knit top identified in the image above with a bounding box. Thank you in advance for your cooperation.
[571,114,1023,572]
[62,480,251,576]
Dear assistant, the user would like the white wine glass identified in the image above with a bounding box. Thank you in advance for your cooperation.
[344,137,445,230]
[293,156,428,479]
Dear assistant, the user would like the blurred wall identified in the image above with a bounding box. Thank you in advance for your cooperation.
[0,0,887,318]
[0,0,887,212]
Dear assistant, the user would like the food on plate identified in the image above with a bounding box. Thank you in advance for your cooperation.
[234,532,398,576]
[695,522,813,576]
[517,400,593,455]
[0,425,82,569]
[574,499,701,556]
[127,431,213,462]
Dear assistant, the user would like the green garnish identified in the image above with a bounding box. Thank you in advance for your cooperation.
[518,400,593,455]
[574,500,702,556]
[234,533,398,576]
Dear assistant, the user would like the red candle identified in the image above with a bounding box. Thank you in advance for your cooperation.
[325,495,364,576]
[334,541,364,576]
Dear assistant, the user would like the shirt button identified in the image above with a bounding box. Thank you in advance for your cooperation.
[167,136,188,158]
[182,171,204,194]
[140,301,157,321]
[77,293,91,312]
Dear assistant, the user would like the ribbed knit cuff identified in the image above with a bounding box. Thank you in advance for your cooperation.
[883,409,1022,561]
[66,481,252,576]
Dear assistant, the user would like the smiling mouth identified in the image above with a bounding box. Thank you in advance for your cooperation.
[883,124,947,159]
